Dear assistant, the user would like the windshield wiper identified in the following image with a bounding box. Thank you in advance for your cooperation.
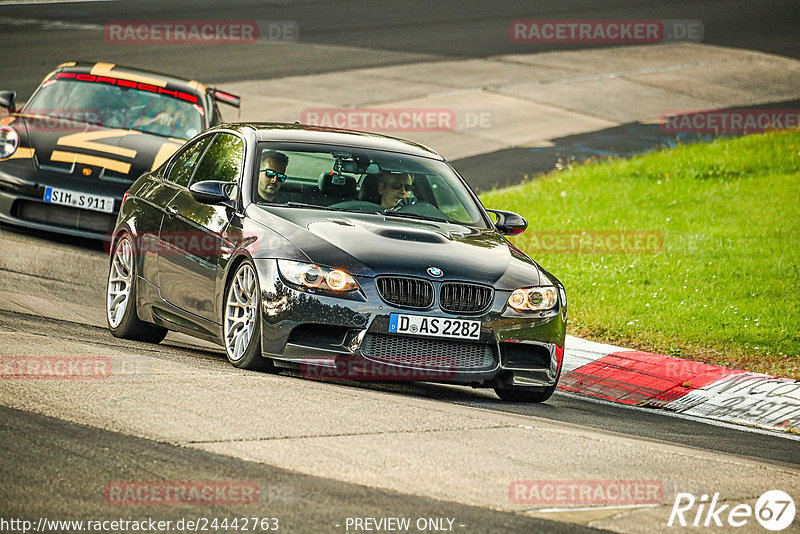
[283,202,346,211]
[381,210,447,223]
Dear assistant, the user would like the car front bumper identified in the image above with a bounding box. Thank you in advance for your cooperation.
[254,259,566,389]
[0,159,129,239]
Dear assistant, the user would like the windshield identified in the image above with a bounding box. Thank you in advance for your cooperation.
[253,142,489,228]
[24,79,204,140]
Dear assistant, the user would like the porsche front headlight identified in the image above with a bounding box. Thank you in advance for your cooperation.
[0,126,19,159]
[507,286,558,312]
[277,260,360,292]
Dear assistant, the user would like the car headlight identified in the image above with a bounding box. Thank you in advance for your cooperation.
[277,260,360,292]
[0,126,19,159]
[507,286,558,312]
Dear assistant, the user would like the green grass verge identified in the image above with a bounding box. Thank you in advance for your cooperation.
[480,130,800,378]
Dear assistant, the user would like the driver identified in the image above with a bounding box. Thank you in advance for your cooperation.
[132,96,199,138]
[130,93,168,130]
[376,170,413,210]
[257,150,289,202]
[86,86,126,128]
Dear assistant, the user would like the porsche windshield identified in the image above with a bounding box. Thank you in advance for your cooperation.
[23,79,203,140]
[253,143,490,228]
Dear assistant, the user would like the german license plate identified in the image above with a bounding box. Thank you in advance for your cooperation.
[44,186,115,214]
[388,313,481,340]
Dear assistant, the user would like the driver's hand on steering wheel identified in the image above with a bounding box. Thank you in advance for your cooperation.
[153,112,171,126]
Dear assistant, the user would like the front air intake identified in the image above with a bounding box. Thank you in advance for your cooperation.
[376,277,434,309]
[439,283,493,313]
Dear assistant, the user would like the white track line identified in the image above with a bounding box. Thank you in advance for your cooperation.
[0,16,101,30]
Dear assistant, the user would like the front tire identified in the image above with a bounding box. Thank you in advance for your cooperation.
[106,233,168,343]
[494,363,562,403]
[223,260,273,371]
[494,384,557,403]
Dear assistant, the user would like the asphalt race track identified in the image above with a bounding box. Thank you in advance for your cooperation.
[1,1,799,532]
[2,0,800,97]
[0,197,798,532]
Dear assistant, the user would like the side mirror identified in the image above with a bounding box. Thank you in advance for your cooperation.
[486,209,527,236]
[189,180,235,206]
[0,91,16,112]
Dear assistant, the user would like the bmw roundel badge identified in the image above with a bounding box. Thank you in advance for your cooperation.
[427,266,443,278]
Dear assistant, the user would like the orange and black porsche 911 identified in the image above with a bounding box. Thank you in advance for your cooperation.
[0,61,240,239]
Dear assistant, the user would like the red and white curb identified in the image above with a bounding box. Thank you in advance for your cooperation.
[561,335,800,434]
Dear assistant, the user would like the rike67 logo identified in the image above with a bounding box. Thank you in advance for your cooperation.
[669,490,795,531]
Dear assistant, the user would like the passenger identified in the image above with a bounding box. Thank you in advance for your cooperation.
[131,94,170,131]
[132,97,199,138]
[257,150,289,202]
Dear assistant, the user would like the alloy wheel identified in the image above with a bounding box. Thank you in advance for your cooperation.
[224,263,258,361]
[107,236,133,328]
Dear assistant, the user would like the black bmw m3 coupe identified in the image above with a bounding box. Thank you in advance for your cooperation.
[106,123,566,402]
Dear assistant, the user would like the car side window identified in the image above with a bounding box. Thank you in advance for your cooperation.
[190,133,245,185]
[166,135,212,187]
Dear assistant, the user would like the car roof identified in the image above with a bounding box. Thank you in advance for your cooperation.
[216,122,445,160]
[52,61,207,99]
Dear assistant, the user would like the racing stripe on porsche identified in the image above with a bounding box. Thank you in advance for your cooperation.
[41,70,58,84]
[50,150,131,174]
[56,130,139,159]
[0,147,34,161]
[187,80,208,93]
[90,63,168,88]
[150,142,183,170]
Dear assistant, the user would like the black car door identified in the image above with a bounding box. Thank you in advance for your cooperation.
[140,134,213,284]
[157,132,245,322]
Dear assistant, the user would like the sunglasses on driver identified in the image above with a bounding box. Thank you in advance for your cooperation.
[387,183,413,192]
[260,169,287,182]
